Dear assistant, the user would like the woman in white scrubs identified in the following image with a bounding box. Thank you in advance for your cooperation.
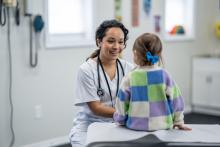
[69,19,133,147]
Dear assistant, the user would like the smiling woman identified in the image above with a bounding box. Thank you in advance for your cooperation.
[69,19,134,147]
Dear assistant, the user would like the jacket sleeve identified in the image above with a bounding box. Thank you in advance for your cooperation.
[164,70,184,125]
[113,75,130,125]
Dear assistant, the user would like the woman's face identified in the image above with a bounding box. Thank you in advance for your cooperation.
[99,27,125,61]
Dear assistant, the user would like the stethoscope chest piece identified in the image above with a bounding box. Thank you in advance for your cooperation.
[97,88,104,97]
[96,56,124,107]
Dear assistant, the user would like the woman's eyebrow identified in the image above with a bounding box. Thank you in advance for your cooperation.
[107,37,124,40]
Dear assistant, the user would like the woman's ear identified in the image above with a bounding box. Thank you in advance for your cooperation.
[97,39,101,47]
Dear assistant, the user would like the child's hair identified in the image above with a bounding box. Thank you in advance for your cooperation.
[133,33,163,66]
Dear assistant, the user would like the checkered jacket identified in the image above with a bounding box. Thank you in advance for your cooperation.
[113,66,184,131]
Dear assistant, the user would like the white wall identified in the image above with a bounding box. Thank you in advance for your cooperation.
[0,0,220,146]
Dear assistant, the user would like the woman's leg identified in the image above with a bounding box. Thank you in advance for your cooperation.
[69,127,87,147]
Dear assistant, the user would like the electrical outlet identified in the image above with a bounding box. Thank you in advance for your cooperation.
[34,104,43,119]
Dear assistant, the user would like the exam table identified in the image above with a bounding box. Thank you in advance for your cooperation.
[86,122,220,147]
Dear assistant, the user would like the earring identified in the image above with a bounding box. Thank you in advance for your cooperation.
[98,42,102,48]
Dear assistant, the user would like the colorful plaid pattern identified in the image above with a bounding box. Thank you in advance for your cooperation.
[113,67,184,131]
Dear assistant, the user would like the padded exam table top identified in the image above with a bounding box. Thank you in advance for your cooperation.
[86,122,220,147]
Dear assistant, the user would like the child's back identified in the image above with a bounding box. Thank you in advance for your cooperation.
[114,33,191,131]
[114,66,184,131]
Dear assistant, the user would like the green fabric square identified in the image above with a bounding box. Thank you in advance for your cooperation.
[124,101,129,113]
[165,114,173,128]
[171,86,181,99]
[127,102,132,116]
[130,71,147,86]
[148,84,166,102]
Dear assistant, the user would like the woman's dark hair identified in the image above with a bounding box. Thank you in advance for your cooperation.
[133,33,163,66]
[88,19,129,59]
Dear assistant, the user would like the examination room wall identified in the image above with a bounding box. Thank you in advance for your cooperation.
[0,0,219,146]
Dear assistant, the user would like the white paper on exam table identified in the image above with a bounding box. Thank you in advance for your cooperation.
[86,122,220,145]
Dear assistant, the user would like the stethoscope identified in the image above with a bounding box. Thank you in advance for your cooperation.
[97,56,124,107]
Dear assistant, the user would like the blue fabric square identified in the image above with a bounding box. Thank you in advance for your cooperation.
[167,99,173,114]
[117,89,127,101]
[147,70,163,85]
[131,86,148,101]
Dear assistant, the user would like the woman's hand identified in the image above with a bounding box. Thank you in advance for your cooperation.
[87,101,115,117]
[173,124,192,131]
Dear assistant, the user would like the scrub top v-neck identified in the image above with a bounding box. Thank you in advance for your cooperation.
[74,58,134,123]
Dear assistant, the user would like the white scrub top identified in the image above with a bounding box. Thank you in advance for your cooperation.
[73,58,134,126]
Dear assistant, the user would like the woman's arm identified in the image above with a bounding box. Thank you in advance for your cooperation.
[87,101,115,117]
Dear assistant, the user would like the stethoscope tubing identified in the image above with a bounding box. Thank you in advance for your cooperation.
[97,56,124,107]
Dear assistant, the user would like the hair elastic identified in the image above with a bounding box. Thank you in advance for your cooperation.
[146,51,158,64]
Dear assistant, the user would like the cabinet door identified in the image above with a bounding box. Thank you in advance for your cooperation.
[192,58,220,109]
[209,72,220,108]
[192,71,211,106]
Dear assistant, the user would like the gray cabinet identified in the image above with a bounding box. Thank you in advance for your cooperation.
[192,57,220,114]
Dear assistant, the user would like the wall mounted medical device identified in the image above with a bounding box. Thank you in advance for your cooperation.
[0,0,19,26]
[24,0,44,68]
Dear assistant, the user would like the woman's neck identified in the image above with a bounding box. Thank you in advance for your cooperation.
[98,55,117,80]
[99,56,116,67]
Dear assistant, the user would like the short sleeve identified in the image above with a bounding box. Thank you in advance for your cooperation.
[74,65,100,106]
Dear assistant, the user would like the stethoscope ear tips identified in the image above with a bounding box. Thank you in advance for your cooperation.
[97,88,105,97]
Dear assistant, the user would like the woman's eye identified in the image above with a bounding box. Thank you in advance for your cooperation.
[107,40,115,43]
